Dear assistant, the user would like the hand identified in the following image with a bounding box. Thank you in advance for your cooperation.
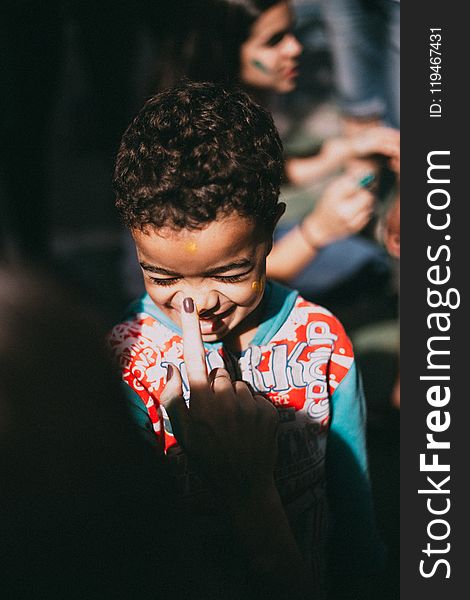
[301,172,375,248]
[347,125,400,159]
[159,297,279,499]
[160,299,310,597]
[322,126,399,163]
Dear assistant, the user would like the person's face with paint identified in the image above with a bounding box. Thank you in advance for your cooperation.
[133,215,273,343]
[240,1,302,93]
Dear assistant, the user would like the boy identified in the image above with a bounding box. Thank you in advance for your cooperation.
[109,81,383,596]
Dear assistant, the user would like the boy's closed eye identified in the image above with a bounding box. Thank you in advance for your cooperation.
[147,272,252,286]
[140,258,256,286]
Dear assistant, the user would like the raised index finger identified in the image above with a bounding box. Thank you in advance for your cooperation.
[181,297,209,389]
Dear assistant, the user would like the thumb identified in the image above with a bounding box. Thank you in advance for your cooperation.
[159,364,189,446]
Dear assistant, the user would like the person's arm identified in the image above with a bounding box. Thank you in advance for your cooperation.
[160,298,311,599]
[224,481,309,600]
[267,172,374,282]
[285,126,400,186]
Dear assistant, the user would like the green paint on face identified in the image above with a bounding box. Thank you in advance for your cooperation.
[251,59,271,74]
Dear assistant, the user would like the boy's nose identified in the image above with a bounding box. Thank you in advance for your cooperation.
[190,289,220,316]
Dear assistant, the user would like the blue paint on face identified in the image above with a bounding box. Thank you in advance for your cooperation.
[358,174,375,189]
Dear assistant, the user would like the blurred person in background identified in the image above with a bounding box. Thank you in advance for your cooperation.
[0,264,165,598]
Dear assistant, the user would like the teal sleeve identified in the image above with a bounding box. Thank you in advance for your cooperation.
[329,361,368,473]
[121,383,160,449]
[326,362,386,575]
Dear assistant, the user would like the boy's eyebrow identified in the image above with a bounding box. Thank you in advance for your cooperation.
[139,259,253,277]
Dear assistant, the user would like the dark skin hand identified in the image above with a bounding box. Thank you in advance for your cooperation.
[160,297,312,599]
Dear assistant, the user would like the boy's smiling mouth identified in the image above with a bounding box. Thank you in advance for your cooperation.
[198,305,237,336]
[198,305,236,322]
[199,318,227,336]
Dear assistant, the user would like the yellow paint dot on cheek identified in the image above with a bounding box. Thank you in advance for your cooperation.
[184,241,198,254]
[251,279,264,293]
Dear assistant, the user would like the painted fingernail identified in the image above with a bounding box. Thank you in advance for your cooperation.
[166,364,173,380]
[183,297,194,313]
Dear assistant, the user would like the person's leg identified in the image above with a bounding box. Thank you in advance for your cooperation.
[320,0,385,122]
[382,0,400,128]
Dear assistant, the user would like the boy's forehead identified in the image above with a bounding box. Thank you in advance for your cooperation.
[138,214,259,246]
[133,215,267,270]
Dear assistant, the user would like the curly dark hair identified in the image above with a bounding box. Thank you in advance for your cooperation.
[113,80,284,234]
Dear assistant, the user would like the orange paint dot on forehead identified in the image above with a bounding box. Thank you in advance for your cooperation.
[184,241,198,254]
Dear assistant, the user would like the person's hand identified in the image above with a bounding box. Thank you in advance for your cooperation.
[160,299,311,598]
[347,125,400,159]
[300,172,375,249]
[159,297,279,499]
[322,126,399,164]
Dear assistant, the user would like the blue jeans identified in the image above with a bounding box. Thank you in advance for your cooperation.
[320,0,400,128]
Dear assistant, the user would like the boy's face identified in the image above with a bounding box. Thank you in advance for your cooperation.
[133,215,271,343]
